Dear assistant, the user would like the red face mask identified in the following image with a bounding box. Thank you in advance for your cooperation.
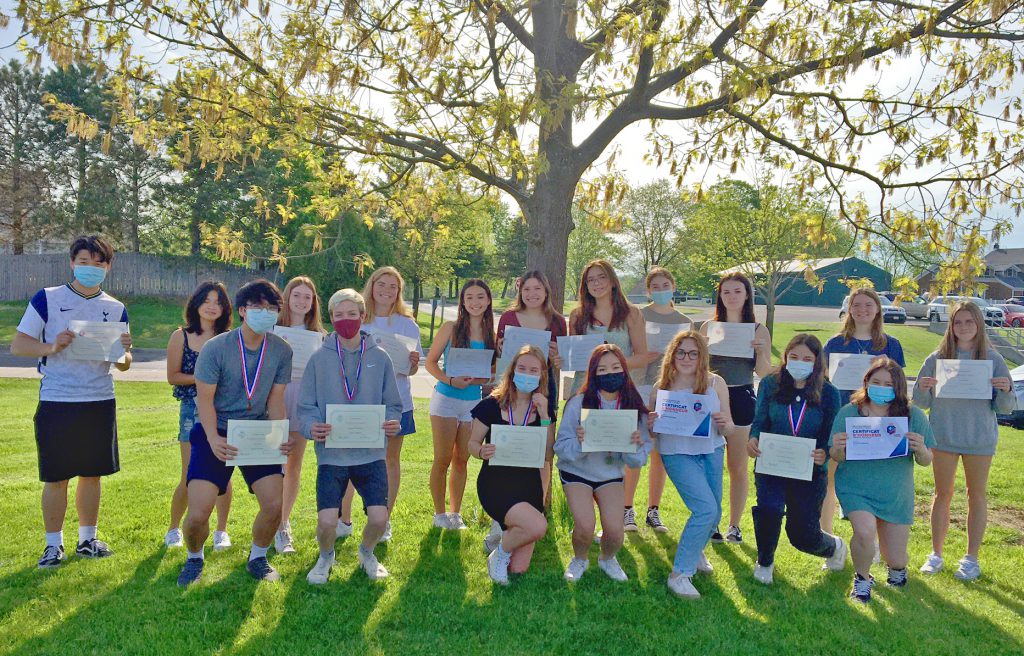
[332,318,362,339]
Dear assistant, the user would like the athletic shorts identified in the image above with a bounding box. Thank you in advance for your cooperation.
[728,384,757,427]
[316,461,388,512]
[35,399,119,482]
[429,392,478,422]
[186,423,282,495]
[398,409,416,436]
[558,468,623,491]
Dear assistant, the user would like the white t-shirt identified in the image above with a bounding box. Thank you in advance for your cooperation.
[17,284,129,402]
[364,314,423,412]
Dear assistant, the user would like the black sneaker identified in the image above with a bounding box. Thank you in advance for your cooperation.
[850,573,875,603]
[724,525,743,544]
[246,556,280,582]
[177,557,204,587]
[646,507,669,533]
[38,544,65,569]
[886,567,908,588]
[76,538,113,558]
[710,527,725,543]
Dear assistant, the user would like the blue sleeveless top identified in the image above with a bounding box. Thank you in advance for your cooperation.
[435,339,488,401]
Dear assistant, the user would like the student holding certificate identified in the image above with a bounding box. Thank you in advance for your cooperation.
[647,331,735,599]
[12,236,132,568]
[747,334,846,586]
[297,289,403,584]
[425,279,496,530]
[912,301,1013,582]
[830,357,934,603]
[177,280,295,587]
[164,281,234,552]
[554,344,652,583]
[274,276,328,555]
[699,272,772,545]
[468,346,551,585]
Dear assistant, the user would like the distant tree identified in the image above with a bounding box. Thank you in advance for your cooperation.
[565,210,627,299]
[618,179,692,276]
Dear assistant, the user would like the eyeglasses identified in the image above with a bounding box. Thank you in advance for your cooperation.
[586,273,609,284]
[674,349,700,360]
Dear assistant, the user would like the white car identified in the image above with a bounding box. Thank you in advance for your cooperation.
[997,364,1024,427]
[880,292,929,319]
[927,296,1005,326]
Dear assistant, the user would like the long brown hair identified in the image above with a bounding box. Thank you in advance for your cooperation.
[508,270,558,323]
[278,276,327,333]
[775,333,826,405]
[938,301,990,360]
[713,272,757,323]
[850,356,911,418]
[838,287,887,351]
[490,345,549,410]
[571,259,632,333]
[452,278,496,349]
[655,330,711,394]
[362,266,414,322]
[579,343,648,414]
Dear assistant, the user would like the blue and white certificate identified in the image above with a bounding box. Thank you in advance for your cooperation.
[845,416,910,460]
[652,390,716,437]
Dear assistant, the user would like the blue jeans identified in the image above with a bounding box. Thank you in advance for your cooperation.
[662,447,724,576]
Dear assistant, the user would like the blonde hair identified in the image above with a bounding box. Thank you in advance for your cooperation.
[362,266,414,322]
[278,276,327,333]
[655,330,711,395]
[938,301,990,360]
[327,288,365,315]
[490,345,549,409]
[839,287,886,351]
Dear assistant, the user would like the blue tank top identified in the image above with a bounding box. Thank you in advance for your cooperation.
[435,340,488,400]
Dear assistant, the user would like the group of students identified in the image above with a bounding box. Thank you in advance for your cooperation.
[13,235,1014,604]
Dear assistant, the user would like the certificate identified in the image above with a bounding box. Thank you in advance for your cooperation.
[65,320,128,363]
[845,416,910,460]
[935,359,994,400]
[489,425,547,468]
[226,419,289,466]
[325,404,386,449]
[365,328,418,376]
[652,390,716,437]
[705,321,755,358]
[501,326,551,361]
[646,322,691,354]
[273,326,324,380]
[445,347,495,379]
[556,334,606,372]
[754,432,815,481]
[828,353,877,390]
[581,409,638,453]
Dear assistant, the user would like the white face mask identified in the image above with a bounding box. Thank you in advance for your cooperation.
[786,360,814,381]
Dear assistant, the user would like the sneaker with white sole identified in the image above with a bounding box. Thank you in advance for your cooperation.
[953,556,981,581]
[38,544,65,569]
[274,526,296,555]
[177,557,204,587]
[164,528,184,548]
[487,547,511,586]
[447,513,468,530]
[598,557,628,582]
[246,556,280,582]
[646,507,669,533]
[358,547,389,581]
[483,520,502,555]
[564,557,589,582]
[696,552,714,574]
[667,574,700,599]
[754,562,774,585]
[919,552,944,575]
[336,521,353,539]
[306,553,335,585]
[886,566,908,587]
[850,573,874,603]
[432,513,451,529]
[710,527,724,543]
[724,525,743,544]
[824,535,847,571]
[623,507,638,532]
[76,538,113,558]
[212,530,232,551]
[378,521,392,544]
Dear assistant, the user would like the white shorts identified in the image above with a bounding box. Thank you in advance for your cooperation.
[429,392,479,422]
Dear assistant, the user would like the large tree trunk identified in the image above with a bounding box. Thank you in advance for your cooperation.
[523,184,574,311]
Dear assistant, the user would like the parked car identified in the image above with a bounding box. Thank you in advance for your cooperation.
[839,296,907,323]
[879,292,929,319]
[996,304,1024,327]
[675,292,713,304]
[996,364,1024,427]
[927,296,1005,326]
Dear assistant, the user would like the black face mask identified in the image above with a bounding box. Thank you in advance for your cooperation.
[595,372,627,393]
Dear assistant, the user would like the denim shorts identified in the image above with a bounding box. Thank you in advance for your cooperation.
[316,460,388,512]
[177,397,197,442]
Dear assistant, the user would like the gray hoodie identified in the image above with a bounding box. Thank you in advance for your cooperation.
[298,332,403,467]
[555,393,652,481]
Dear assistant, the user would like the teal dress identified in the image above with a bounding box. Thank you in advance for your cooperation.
[829,404,935,525]
[568,324,635,397]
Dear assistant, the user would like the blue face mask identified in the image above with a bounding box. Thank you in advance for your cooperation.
[867,384,896,405]
[73,264,107,288]
[513,372,540,394]
[650,290,674,305]
[786,360,814,381]
[245,308,279,334]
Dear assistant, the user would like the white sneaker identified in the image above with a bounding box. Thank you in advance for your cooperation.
[306,553,334,585]
[954,556,981,581]
[212,530,232,551]
[598,557,628,582]
[483,520,502,554]
[336,520,353,539]
[564,557,589,582]
[920,552,944,575]
[754,562,775,585]
[378,521,392,544]
[667,574,700,599]
[358,547,389,581]
[275,525,296,555]
[447,513,468,530]
[164,528,183,548]
[487,547,511,586]
[824,535,847,571]
[432,513,451,529]
[696,552,714,574]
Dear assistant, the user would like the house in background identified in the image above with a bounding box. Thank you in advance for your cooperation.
[916,246,1024,300]
[717,256,892,307]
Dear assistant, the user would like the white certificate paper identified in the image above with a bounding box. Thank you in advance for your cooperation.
[705,321,755,358]
[652,390,716,437]
[65,320,128,363]
[226,419,289,466]
[502,326,551,361]
[273,326,324,380]
[556,334,606,372]
[828,353,878,390]
[935,359,994,400]
[845,416,910,460]
[754,432,815,481]
[489,425,547,468]
[645,322,691,354]
[365,328,418,376]
[581,408,639,453]
[325,404,387,449]
[445,347,495,378]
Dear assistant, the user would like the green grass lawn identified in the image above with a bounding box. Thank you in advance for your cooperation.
[1,378,1022,655]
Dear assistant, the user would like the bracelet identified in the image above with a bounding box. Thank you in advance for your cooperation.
[540,419,552,426]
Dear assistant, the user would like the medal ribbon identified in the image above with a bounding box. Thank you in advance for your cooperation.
[507,401,534,426]
[337,335,365,401]
[788,400,807,436]
[238,330,267,410]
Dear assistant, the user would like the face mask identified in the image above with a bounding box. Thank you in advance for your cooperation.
[513,372,540,394]
[332,318,362,340]
[786,360,814,381]
[867,384,896,405]
[245,308,279,334]
[595,371,627,393]
[73,264,106,288]
[650,290,674,305]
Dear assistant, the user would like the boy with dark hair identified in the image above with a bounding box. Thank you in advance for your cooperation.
[11,235,133,568]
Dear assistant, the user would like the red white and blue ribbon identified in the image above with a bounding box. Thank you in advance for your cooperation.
[507,401,534,426]
[337,335,365,401]
[238,330,267,410]
[788,400,807,436]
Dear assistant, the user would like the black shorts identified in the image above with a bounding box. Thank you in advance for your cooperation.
[35,400,119,482]
[477,463,544,529]
[187,423,282,495]
[729,384,757,427]
[558,469,623,491]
